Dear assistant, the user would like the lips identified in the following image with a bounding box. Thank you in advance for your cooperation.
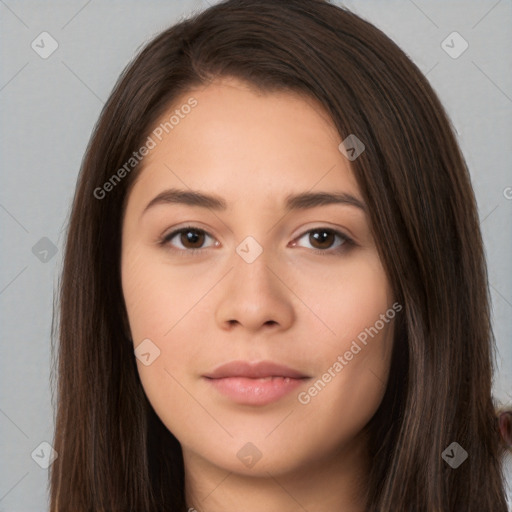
[203,360,310,405]
[203,360,309,379]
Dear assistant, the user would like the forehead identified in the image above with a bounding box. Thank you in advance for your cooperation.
[128,77,362,211]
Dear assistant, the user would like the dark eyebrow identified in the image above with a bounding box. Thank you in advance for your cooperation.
[285,191,367,213]
[141,188,367,217]
[142,189,227,215]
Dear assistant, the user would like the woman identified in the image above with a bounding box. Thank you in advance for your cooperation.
[50,0,511,510]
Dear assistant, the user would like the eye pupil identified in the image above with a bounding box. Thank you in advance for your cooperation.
[310,229,334,249]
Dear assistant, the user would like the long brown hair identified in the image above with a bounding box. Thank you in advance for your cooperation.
[49,0,510,510]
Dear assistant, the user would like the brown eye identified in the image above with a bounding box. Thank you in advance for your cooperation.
[162,227,216,252]
[309,229,336,250]
[294,228,352,255]
[179,229,205,248]
[161,226,352,256]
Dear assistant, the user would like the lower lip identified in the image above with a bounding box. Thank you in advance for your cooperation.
[204,376,306,405]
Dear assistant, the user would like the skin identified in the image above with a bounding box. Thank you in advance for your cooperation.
[121,77,396,512]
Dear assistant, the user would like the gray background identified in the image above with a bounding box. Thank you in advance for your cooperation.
[0,0,511,510]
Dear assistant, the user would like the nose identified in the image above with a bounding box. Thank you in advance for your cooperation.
[214,248,295,334]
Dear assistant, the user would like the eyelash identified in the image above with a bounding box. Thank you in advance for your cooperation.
[158,225,354,257]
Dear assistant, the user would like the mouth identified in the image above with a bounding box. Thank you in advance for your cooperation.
[203,360,310,405]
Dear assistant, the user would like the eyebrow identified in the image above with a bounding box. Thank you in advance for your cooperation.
[141,187,367,217]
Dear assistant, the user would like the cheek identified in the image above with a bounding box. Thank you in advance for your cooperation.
[295,249,393,348]
[121,251,199,433]
[295,320,395,460]
[121,247,207,402]
[121,245,198,341]
[292,252,395,426]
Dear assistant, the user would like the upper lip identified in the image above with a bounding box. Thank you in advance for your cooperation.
[203,360,309,379]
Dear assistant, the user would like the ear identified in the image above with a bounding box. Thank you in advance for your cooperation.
[498,410,512,450]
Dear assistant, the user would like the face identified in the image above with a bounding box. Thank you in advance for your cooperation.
[121,77,396,478]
